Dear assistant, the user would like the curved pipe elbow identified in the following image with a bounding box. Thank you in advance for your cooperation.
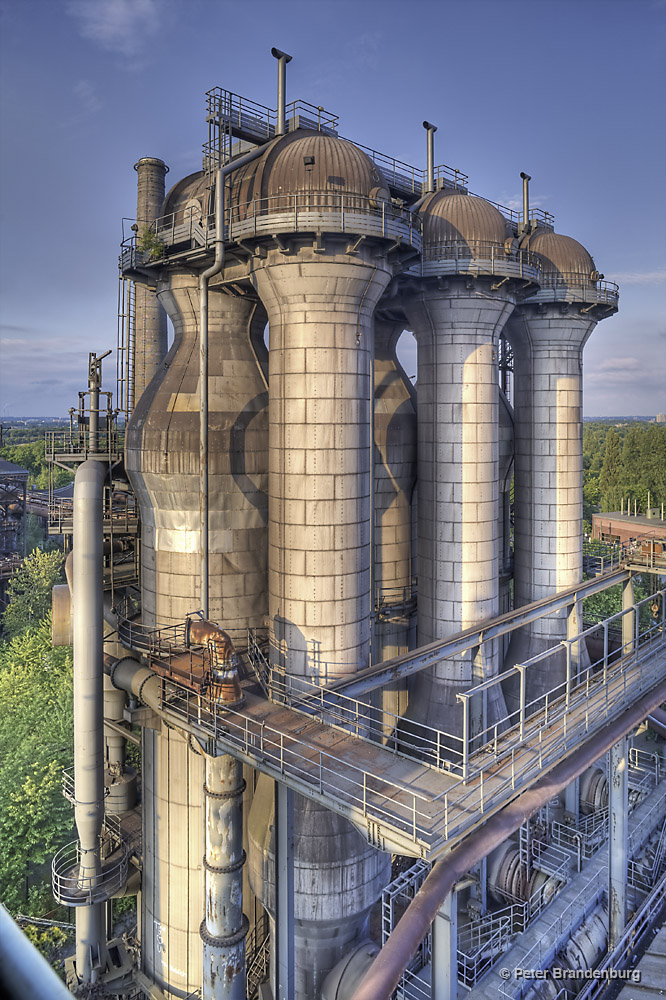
[111,657,161,712]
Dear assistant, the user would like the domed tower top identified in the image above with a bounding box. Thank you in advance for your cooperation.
[526,230,595,279]
[421,190,509,246]
[230,131,389,206]
[414,189,541,289]
[522,229,619,313]
[225,130,419,256]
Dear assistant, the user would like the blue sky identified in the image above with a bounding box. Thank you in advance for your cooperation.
[0,0,665,417]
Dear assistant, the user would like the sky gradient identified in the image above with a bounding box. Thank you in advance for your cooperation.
[1,0,665,417]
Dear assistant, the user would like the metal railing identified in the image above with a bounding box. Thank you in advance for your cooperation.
[52,835,129,906]
[527,272,619,307]
[112,585,666,856]
[246,912,270,999]
[576,866,666,1000]
[120,189,422,275]
[48,491,138,534]
[500,867,608,998]
[375,581,417,621]
[414,240,541,283]
[45,418,120,465]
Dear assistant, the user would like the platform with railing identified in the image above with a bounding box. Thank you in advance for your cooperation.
[408,239,542,286]
[107,580,666,859]
[524,271,619,309]
[52,834,129,906]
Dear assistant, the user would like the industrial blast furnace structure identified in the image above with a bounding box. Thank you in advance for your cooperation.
[36,46,666,1000]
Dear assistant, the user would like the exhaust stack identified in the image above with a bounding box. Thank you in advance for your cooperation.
[520,171,531,231]
[423,121,437,194]
[272,47,293,136]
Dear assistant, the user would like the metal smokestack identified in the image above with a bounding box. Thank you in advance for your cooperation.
[272,47,293,136]
[520,171,531,231]
[423,121,437,194]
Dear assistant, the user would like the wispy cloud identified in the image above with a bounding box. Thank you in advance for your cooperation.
[501,193,551,214]
[73,79,102,115]
[67,0,161,58]
[585,355,665,389]
[605,270,666,286]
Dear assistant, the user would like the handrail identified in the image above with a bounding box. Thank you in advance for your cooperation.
[51,835,129,906]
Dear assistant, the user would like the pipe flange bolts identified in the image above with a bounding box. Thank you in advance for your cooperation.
[203,851,247,876]
[199,913,249,948]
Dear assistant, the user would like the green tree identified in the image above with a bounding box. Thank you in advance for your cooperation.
[2,549,64,638]
[598,428,625,512]
[0,617,73,913]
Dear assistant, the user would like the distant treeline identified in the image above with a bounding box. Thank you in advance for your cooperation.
[583,422,666,528]
[0,424,74,490]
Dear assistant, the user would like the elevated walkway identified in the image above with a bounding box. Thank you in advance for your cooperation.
[119,619,666,859]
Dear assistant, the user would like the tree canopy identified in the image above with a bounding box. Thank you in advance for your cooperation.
[2,549,65,639]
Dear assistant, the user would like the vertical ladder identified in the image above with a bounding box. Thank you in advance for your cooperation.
[117,274,136,423]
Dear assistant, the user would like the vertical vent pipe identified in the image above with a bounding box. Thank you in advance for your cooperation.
[423,121,437,194]
[198,99,282,615]
[520,171,531,231]
[272,47,293,135]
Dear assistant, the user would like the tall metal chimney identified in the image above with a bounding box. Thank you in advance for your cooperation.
[133,157,169,405]
[423,121,437,194]
[520,171,531,232]
[271,47,293,136]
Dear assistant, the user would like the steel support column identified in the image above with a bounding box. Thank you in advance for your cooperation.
[431,891,457,1000]
[608,736,628,947]
[274,782,294,1000]
[622,577,635,656]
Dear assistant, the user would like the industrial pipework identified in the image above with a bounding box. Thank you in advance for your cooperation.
[272,47,293,135]
[423,121,437,194]
[72,460,108,981]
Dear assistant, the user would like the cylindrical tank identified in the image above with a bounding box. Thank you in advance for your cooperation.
[401,191,524,746]
[126,170,269,997]
[504,230,617,706]
[373,316,417,723]
[240,131,400,998]
[141,726,205,994]
[134,157,169,404]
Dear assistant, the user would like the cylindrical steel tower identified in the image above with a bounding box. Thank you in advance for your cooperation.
[236,130,418,997]
[125,169,269,997]
[400,192,539,745]
[505,230,618,705]
[134,157,169,404]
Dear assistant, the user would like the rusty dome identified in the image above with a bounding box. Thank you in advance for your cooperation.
[162,170,209,226]
[527,229,596,278]
[229,131,388,220]
[420,191,509,246]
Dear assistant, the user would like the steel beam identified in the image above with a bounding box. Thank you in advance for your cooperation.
[333,568,629,699]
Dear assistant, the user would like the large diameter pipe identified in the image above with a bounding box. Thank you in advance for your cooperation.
[271,47,292,135]
[199,143,270,618]
[0,906,75,1000]
[351,675,666,1000]
[202,754,248,999]
[423,121,437,194]
[73,459,107,981]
